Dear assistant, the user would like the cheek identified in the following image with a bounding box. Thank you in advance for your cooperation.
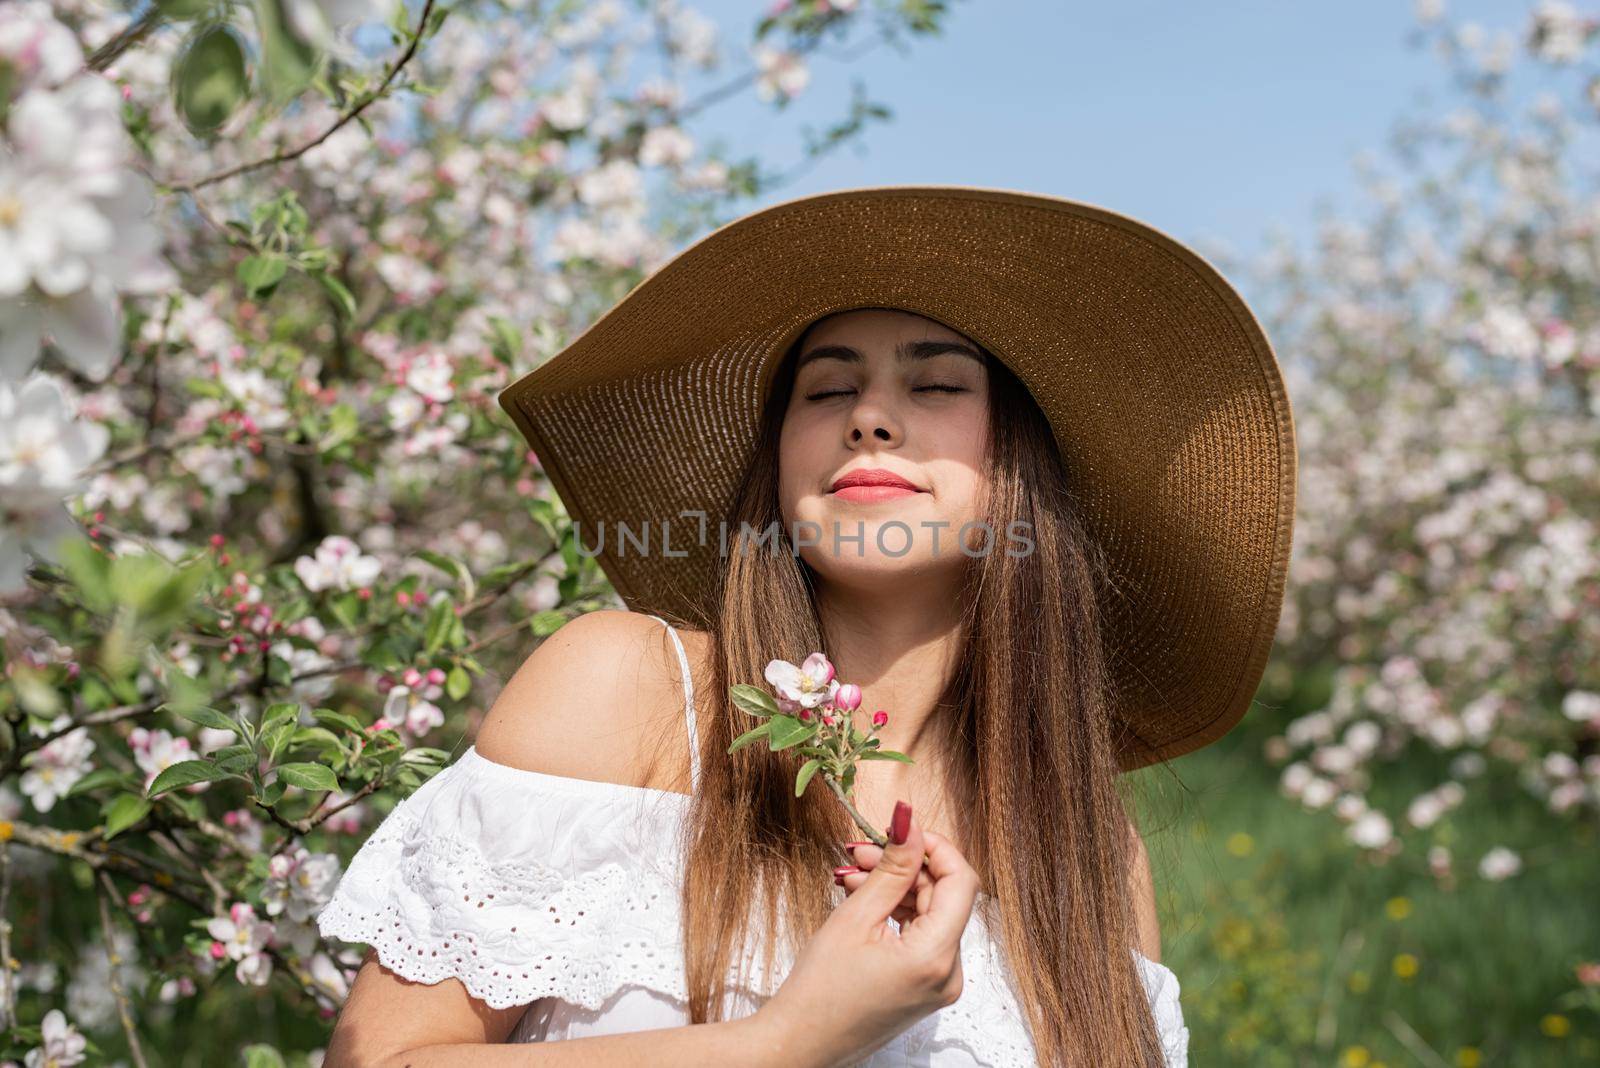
[777,416,823,514]
[924,409,991,527]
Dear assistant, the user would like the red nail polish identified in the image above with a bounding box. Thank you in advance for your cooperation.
[843,840,871,854]
[890,800,911,845]
[833,865,860,877]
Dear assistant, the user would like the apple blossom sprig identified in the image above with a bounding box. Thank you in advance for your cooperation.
[727,652,910,848]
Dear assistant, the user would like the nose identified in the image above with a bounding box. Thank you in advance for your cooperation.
[846,387,900,446]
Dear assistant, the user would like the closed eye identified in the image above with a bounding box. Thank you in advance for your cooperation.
[803,385,967,401]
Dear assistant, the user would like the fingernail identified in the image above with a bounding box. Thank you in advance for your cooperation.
[843,840,871,854]
[833,865,859,886]
[890,800,911,845]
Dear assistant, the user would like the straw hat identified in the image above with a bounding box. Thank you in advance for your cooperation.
[498,184,1297,773]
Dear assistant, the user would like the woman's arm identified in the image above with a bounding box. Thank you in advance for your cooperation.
[322,951,796,1068]
[324,611,813,1066]
[1127,817,1163,962]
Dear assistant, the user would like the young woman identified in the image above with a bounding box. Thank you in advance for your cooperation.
[318,186,1297,1067]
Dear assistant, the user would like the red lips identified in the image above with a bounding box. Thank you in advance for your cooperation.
[829,467,922,493]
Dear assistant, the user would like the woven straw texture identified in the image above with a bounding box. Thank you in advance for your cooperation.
[498,185,1298,772]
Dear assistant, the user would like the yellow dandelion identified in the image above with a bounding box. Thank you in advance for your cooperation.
[1392,953,1419,979]
[1347,970,1371,993]
[1541,1013,1570,1038]
[1385,896,1412,920]
[1341,1046,1371,1067]
[1455,1047,1482,1067]
[1226,831,1254,857]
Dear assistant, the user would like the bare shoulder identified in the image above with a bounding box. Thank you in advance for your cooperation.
[474,609,698,791]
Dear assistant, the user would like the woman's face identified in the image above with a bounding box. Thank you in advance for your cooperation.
[778,308,991,592]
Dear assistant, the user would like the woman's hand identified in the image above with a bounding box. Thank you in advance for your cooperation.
[754,801,980,1068]
[834,837,937,927]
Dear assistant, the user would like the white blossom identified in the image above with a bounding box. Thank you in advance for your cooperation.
[1478,845,1522,881]
[294,535,383,592]
[23,1007,87,1068]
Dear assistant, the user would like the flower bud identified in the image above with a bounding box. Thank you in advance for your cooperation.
[822,714,835,726]
[799,708,813,723]
[872,710,888,729]
[834,683,862,712]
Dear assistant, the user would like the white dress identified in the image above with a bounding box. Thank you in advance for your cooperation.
[317,616,1191,1066]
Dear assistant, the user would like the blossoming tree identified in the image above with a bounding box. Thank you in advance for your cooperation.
[0,0,954,1061]
[1248,1,1600,868]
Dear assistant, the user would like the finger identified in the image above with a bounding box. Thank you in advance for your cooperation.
[839,859,931,903]
[846,843,934,885]
[831,801,926,932]
[838,870,919,915]
[845,844,935,902]
[899,828,979,953]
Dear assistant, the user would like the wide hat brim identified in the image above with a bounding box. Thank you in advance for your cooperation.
[498,184,1297,773]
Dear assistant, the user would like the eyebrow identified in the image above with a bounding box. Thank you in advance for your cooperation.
[795,339,985,373]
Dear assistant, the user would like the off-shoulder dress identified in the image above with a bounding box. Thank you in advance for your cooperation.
[317,615,1191,1066]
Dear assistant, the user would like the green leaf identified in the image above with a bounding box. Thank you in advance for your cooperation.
[487,315,522,362]
[726,721,770,754]
[446,665,471,701]
[66,767,138,798]
[313,708,365,734]
[291,726,342,751]
[165,791,205,822]
[148,759,229,798]
[398,747,451,767]
[157,0,211,19]
[483,561,533,589]
[242,1043,287,1068]
[729,684,779,719]
[11,665,61,717]
[329,591,362,630]
[261,702,300,732]
[423,598,457,654]
[56,535,112,613]
[213,744,258,774]
[174,705,242,736]
[109,552,174,614]
[173,24,248,136]
[795,758,822,797]
[237,254,288,297]
[415,550,475,601]
[528,610,566,637]
[262,722,295,762]
[859,749,915,764]
[768,714,818,751]
[101,793,152,840]
[315,271,357,322]
[157,561,210,615]
[276,762,339,792]
[252,0,319,102]
[320,401,359,452]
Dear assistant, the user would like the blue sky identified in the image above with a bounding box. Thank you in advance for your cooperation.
[685,0,1526,265]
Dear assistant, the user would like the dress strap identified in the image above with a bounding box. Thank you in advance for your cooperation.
[646,614,700,794]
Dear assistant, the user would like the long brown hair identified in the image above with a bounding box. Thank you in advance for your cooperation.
[672,314,1172,1065]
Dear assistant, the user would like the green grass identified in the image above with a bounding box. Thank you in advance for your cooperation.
[1131,710,1600,1067]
